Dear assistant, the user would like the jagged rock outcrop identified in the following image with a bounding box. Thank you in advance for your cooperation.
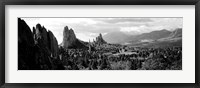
[48,31,59,57]
[32,24,59,57]
[18,18,64,70]
[94,33,107,44]
[61,26,76,48]
[33,24,49,48]
[61,26,88,49]
[18,18,39,69]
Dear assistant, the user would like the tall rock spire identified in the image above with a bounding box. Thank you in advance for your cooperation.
[61,26,88,49]
[61,26,77,49]
[95,33,107,45]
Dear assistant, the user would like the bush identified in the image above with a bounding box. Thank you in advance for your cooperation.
[141,57,167,70]
[110,61,131,70]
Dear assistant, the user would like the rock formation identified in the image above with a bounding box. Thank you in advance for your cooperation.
[18,18,64,70]
[61,26,88,49]
[32,24,59,57]
[61,26,76,48]
[94,33,107,44]
[18,18,38,69]
[47,31,59,57]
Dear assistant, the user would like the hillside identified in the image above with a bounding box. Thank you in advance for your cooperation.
[103,31,133,44]
[130,29,172,43]
[128,28,182,48]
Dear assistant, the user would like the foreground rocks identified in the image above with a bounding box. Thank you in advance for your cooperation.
[18,18,38,69]
[18,18,64,70]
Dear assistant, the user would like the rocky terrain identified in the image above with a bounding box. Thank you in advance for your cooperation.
[18,18,64,70]
[19,18,90,70]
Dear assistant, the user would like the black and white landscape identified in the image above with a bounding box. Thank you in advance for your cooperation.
[18,18,182,70]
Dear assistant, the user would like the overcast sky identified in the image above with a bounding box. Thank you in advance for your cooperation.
[21,18,183,44]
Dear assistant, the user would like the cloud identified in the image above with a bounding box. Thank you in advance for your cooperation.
[151,18,183,30]
[120,25,164,34]
[119,18,183,33]
[70,22,121,33]
[96,18,153,24]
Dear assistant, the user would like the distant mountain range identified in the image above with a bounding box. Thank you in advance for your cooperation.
[103,28,182,47]
[131,29,171,42]
[103,31,134,44]
[168,28,182,38]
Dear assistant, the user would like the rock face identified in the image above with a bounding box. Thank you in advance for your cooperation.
[33,24,58,57]
[94,33,107,44]
[61,26,87,49]
[18,18,64,70]
[61,26,76,48]
[48,31,59,57]
[32,24,59,57]
[18,18,38,69]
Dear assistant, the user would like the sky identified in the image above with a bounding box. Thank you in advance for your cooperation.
[21,18,183,44]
